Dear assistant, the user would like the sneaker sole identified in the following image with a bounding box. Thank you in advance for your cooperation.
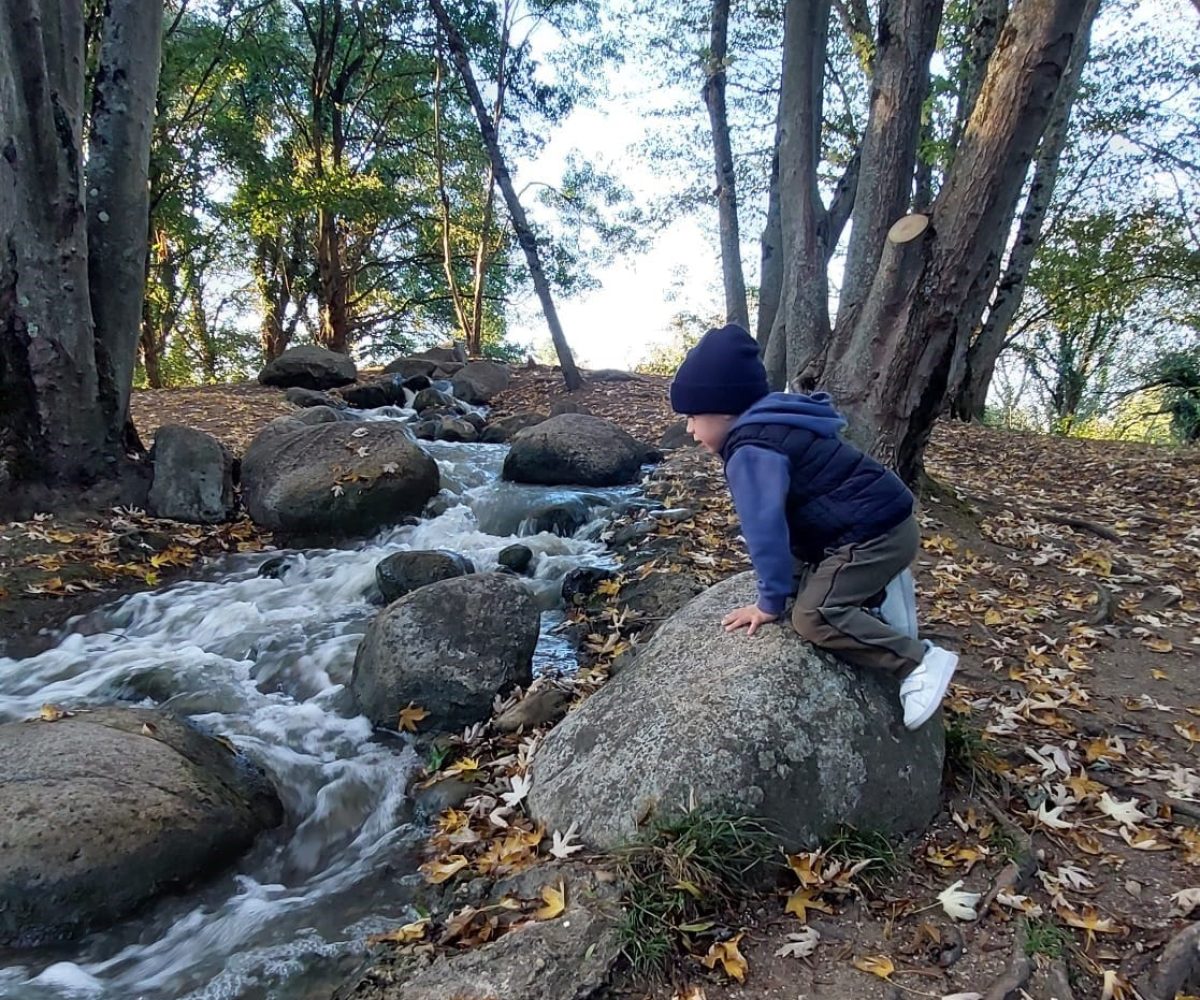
[904,658,957,731]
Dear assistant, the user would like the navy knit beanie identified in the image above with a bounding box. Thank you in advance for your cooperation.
[669,324,769,415]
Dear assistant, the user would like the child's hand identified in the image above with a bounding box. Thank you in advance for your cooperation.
[721,605,779,636]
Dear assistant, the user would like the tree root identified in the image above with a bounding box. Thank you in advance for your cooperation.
[1043,512,1122,543]
[1087,581,1116,626]
[982,926,1033,1000]
[1140,921,1200,1000]
[976,792,1038,916]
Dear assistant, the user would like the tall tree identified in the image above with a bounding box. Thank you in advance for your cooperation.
[429,0,583,389]
[764,0,1089,481]
[1,0,161,508]
[703,0,750,329]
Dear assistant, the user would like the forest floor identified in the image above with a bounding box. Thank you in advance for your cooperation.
[2,367,1199,999]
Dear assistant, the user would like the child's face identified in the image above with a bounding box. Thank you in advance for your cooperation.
[686,414,734,453]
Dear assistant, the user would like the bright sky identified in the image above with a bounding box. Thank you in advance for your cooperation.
[507,60,729,370]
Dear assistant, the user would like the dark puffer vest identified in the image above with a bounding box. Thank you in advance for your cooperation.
[720,422,914,563]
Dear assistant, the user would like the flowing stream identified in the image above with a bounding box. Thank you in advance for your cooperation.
[0,401,640,1000]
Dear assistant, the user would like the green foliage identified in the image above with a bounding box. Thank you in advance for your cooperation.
[1139,347,1200,443]
[822,826,901,890]
[614,806,777,978]
[1024,917,1072,959]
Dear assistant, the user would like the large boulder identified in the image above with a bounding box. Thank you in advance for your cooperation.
[382,357,438,379]
[285,386,346,409]
[258,345,356,389]
[0,707,281,947]
[503,413,650,487]
[528,572,944,851]
[451,360,511,404]
[350,574,539,732]
[147,425,235,524]
[414,343,467,364]
[375,549,474,604]
[338,378,407,410]
[241,420,439,539]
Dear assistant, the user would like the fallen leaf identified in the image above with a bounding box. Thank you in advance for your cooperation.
[38,703,69,722]
[774,926,820,959]
[1172,888,1200,915]
[331,483,345,497]
[368,919,429,944]
[500,773,532,808]
[1100,969,1137,999]
[549,821,584,859]
[535,880,566,920]
[938,879,981,921]
[1144,637,1174,653]
[398,703,429,732]
[701,933,748,982]
[785,888,834,922]
[1057,904,1124,948]
[419,855,469,884]
[1098,792,1149,826]
[852,954,895,980]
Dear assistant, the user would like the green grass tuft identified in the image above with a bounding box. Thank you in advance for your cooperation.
[822,825,902,889]
[1024,917,1071,959]
[614,806,778,979]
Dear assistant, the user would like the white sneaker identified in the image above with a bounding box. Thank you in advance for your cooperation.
[900,645,958,730]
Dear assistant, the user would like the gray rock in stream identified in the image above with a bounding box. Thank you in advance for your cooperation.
[0,707,282,947]
[375,550,474,604]
[258,344,356,390]
[503,413,651,487]
[527,571,944,852]
[351,574,539,732]
[241,420,439,540]
[147,425,236,524]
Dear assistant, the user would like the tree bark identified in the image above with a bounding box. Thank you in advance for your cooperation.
[430,0,582,390]
[0,0,106,490]
[833,0,942,341]
[87,0,163,451]
[764,0,833,390]
[703,0,750,331]
[945,0,1009,175]
[952,0,1099,420]
[823,0,1088,482]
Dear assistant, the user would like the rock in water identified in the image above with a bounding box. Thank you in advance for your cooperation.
[481,411,547,444]
[0,707,281,947]
[382,357,438,379]
[375,549,474,604]
[257,345,356,389]
[285,386,345,409]
[241,420,439,540]
[450,360,511,404]
[351,574,539,731]
[503,413,650,487]
[527,572,943,851]
[498,543,534,574]
[147,425,236,524]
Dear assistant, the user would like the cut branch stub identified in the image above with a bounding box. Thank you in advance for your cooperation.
[888,213,930,243]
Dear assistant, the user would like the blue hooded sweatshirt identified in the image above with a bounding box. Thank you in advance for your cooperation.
[719,392,914,615]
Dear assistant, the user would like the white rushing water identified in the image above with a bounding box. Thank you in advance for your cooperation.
[0,411,640,1000]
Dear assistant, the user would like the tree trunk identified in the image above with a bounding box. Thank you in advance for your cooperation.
[430,0,582,390]
[0,0,107,491]
[833,0,942,341]
[945,0,1009,175]
[823,0,1088,482]
[952,0,1099,421]
[316,208,351,354]
[756,111,784,348]
[764,0,833,390]
[87,0,163,451]
[703,0,750,331]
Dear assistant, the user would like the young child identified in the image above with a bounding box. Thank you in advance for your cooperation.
[669,323,957,730]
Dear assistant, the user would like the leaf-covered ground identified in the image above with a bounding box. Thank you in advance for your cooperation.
[4,368,1199,999]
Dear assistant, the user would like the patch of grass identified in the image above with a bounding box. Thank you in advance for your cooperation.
[944,715,997,787]
[425,743,452,773]
[1024,917,1071,959]
[823,825,902,889]
[987,823,1023,863]
[614,806,778,979]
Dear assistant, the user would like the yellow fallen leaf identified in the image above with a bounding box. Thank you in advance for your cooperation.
[367,918,429,944]
[984,608,1005,626]
[785,888,834,922]
[39,704,69,722]
[1175,722,1200,746]
[535,880,566,920]
[1057,904,1124,949]
[852,954,895,980]
[398,702,430,732]
[701,933,747,982]
[1144,637,1174,654]
[1152,669,1169,680]
[1100,969,1137,999]
[419,855,469,884]
[786,852,824,887]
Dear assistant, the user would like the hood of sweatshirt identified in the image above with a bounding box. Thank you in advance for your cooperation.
[729,391,847,439]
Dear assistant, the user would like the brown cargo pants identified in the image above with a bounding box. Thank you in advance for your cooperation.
[791,515,926,675]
